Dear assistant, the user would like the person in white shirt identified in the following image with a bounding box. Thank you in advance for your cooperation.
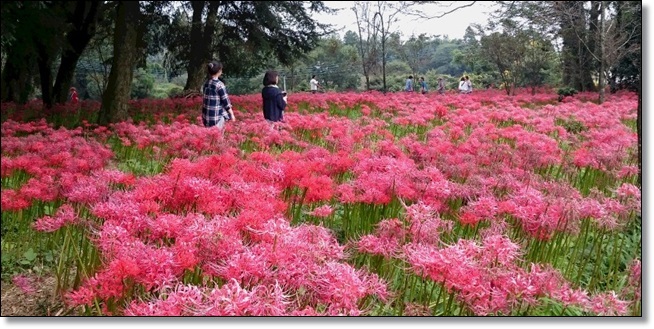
[464,75,472,93]
[458,77,468,94]
[310,75,320,94]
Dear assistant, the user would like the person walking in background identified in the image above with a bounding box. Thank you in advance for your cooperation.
[405,75,414,92]
[310,75,321,94]
[419,77,428,94]
[68,87,79,104]
[437,77,446,95]
[202,61,235,130]
[262,70,288,127]
[464,75,473,94]
[458,77,468,94]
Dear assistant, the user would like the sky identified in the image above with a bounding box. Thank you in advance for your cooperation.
[311,1,499,40]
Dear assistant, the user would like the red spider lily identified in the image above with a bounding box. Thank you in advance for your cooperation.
[308,205,333,218]
[33,204,79,232]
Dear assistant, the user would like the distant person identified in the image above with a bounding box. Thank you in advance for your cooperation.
[202,61,235,129]
[310,75,321,94]
[262,70,287,126]
[459,77,468,94]
[405,75,414,92]
[419,77,428,94]
[68,87,79,104]
[437,77,446,95]
[464,75,473,93]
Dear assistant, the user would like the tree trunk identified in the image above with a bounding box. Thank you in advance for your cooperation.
[598,1,606,104]
[557,1,595,92]
[184,1,219,91]
[1,49,35,104]
[576,2,595,92]
[381,32,386,93]
[354,8,371,90]
[35,42,55,108]
[53,1,103,104]
[98,1,140,125]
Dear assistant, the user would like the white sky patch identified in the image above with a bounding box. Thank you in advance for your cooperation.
[312,1,498,40]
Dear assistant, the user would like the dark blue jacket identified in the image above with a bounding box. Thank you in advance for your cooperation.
[262,86,286,122]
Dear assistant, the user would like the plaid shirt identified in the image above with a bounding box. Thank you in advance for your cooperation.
[202,77,232,127]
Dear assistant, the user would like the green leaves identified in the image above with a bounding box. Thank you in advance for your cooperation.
[23,248,37,263]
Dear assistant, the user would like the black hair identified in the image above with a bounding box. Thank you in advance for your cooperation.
[207,61,223,76]
[263,70,279,86]
[408,75,413,79]
[312,75,316,79]
[420,77,424,80]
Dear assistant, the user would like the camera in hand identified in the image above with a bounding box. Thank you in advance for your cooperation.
[282,91,287,96]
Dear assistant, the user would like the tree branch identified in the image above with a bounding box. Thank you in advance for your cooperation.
[404,1,477,19]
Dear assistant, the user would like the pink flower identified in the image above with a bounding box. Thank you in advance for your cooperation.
[307,204,333,217]
[33,204,78,232]
[12,275,36,295]
[589,291,629,316]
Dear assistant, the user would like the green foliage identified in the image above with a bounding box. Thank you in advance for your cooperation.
[163,1,335,80]
[151,83,183,99]
[385,61,412,76]
[131,68,156,99]
[224,74,266,96]
[557,87,578,97]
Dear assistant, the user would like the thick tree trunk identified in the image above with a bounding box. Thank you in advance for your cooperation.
[53,1,102,104]
[558,1,595,92]
[184,1,219,91]
[1,49,35,104]
[98,1,140,125]
[35,42,55,108]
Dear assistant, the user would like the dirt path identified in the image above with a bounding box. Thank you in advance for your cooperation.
[1,276,68,316]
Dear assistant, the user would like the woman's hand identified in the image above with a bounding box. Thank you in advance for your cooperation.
[283,96,288,103]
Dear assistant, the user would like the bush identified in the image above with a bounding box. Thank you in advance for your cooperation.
[149,83,184,99]
[557,86,578,101]
[131,68,155,99]
[166,86,185,98]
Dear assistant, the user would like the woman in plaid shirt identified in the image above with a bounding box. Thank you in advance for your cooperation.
[202,61,235,129]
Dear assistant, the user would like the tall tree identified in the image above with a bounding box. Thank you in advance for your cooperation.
[352,1,379,90]
[51,1,105,105]
[556,1,640,103]
[1,1,106,106]
[1,2,46,103]
[170,1,333,91]
[389,33,432,78]
[184,1,220,91]
[479,29,528,96]
[98,1,140,125]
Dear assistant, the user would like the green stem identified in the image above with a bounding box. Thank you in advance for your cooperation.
[587,229,607,291]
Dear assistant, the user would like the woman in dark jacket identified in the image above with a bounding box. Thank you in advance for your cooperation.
[261,70,287,124]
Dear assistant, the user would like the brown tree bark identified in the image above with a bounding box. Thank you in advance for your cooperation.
[557,1,595,92]
[184,1,220,91]
[52,1,103,105]
[1,49,36,104]
[98,1,140,125]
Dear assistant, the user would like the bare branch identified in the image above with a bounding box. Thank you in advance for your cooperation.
[403,1,477,20]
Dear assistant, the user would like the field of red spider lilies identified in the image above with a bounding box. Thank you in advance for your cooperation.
[1,88,641,316]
